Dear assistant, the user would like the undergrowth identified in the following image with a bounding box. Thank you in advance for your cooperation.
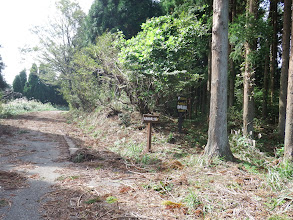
[68,107,293,219]
[0,98,57,118]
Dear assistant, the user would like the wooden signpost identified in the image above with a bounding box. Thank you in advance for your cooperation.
[143,114,159,152]
[177,96,188,133]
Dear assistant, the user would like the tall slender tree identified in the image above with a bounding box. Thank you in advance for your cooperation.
[278,0,291,137]
[205,0,233,160]
[13,75,23,93]
[269,0,278,104]
[243,0,257,137]
[284,1,293,161]
[228,0,236,107]
[19,70,27,92]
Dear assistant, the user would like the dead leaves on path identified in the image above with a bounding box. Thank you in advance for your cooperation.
[0,171,28,190]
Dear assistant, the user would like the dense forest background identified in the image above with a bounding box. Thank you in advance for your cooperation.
[0,0,292,160]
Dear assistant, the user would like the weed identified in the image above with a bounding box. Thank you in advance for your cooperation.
[275,145,285,158]
[144,181,173,194]
[278,161,293,179]
[56,175,66,181]
[84,197,102,204]
[267,161,293,191]
[227,182,242,190]
[69,176,79,180]
[118,112,131,127]
[106,196,118,204]
[230,130,271,171]
[184,154,210,168]
[184,190,202,212]
[71,153,85,163]
[110,141,159,166]
[166,132,175,143]
[153,181,173,194]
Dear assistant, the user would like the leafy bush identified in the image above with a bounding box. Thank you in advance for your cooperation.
[0,98,56,118]
[118,11,209,113]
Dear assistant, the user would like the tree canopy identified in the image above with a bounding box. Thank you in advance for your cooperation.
[21,0,293,162]
[84,0,162,42]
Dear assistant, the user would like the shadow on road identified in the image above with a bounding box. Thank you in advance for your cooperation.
[0,113,160,219]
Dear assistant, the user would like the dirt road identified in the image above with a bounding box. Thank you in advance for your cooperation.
[0,111,172,220]
[0,111,73,220]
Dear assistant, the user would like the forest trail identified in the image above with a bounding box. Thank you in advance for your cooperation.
[0,111,170,220]
[0,111,72,220]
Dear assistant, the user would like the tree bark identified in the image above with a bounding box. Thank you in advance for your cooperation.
[228,0,236,108]
[278,0,291,137]
[205,0,233,160]
[284,1,293,161]
[270,0,278,104]
[262,53,270,118]
[207,38,212,117]
[243,0,257,137]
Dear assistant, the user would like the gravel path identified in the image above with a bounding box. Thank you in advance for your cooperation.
[0,111,72,220]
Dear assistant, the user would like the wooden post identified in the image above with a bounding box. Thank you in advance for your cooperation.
[146,122,152,152]
[178,113,183,133]
[143,114,159,153]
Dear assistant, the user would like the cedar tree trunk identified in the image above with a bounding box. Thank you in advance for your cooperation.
[278,0,291,137]
[205,0,234,160]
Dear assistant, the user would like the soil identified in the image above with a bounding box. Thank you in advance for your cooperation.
[0,111,292,220]
[0,111,181,219]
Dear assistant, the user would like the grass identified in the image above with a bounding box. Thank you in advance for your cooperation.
[0,98,57,118]
[65,108,293,219]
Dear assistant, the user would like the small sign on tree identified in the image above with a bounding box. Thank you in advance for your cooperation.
[143,114,159,152]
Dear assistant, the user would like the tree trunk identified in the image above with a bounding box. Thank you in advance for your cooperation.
[270,0,278,104]
[262,53,270,118]
[228,0,236,108]
[278,0,291,137]
[207,38,212,117]
[205,0,234,160]
[284,1,293,161]
[243,0,257,137]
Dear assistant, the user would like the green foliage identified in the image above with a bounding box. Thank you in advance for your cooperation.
[68,32,123,110]
[22,64,66,105]
[0,99,56,118]
[160,0,212,17]
[105,196,118,204]
[0,52,8,90]
[13,69,28,93]
[31,0,85,106]
[110,140,159,166]
[85,0,162,42]
[19,69,27,90]
[13,75,23,93]
[84,197,101,204]
[229,130,270,171]
[119,12,209,113]
[268,161,293,187]
[144,180,173,194]
[184,190,202,211]
[229,13,272,63]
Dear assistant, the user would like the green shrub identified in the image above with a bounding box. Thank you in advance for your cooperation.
[0,98,56,118]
